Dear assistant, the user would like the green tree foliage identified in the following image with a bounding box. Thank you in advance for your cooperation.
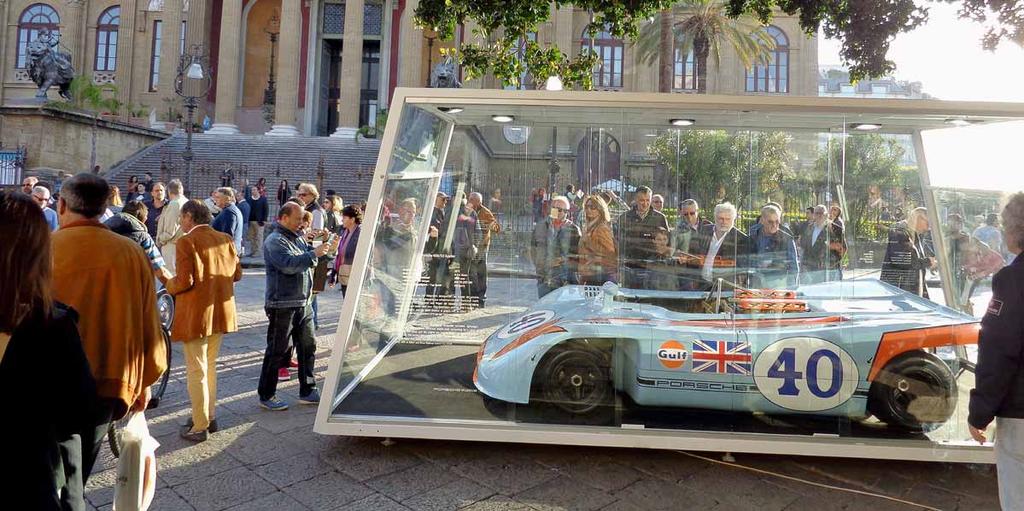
[635,0,776,92]
[415,0,676,89]
[418,0,1024,88]
[726,0,1024,81]
[648,129,795,210]
[812,133,906,239]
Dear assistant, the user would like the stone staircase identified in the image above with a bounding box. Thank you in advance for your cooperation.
[106,133,381,205]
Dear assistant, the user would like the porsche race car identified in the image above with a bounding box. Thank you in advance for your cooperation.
[473,280,978,430]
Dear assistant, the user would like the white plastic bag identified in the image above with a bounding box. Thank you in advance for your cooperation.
[113,412,160,511]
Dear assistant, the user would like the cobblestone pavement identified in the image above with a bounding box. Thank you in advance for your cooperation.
[84,270,999,511]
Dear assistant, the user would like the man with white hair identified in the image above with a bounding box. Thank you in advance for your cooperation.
[685,202,750,285]
[799,204,846,284]
[211,187,245,252]
[157,179,188,273]
[530,195,581,297]
[750,204,799,288]
[671,199,711,256]
[31,185,59,231]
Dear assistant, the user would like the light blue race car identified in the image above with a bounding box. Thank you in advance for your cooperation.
[473,280,979,430]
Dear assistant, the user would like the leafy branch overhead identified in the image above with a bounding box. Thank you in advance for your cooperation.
[416,0,1024,88]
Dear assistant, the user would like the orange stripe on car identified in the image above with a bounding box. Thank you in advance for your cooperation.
[491,320,567,359]
[867,323,980,381]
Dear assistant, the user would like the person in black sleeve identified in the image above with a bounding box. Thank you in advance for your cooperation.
[0,191,98,511]
[969,192,1024,510]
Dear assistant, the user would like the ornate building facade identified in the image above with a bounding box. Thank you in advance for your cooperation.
[1,1,818,137]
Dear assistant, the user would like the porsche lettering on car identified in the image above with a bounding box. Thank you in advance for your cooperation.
[473,280,978,430]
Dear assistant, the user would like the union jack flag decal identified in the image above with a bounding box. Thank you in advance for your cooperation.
[691,340,752,375]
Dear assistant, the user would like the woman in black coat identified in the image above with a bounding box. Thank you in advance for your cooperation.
[0,191,97,511]
[879,206,936,297]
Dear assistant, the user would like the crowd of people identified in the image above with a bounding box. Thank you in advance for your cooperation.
[0,171,359,508]
[519,186,850,296]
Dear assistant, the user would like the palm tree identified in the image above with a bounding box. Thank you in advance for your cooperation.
[46,75,120,171]
[637,0,776,93]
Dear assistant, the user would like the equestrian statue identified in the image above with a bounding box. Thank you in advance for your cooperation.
[27,29,75,100]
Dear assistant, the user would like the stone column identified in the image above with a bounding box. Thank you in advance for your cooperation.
[208,0,242,134]
[184,0,211,122]
[266,0,302,136]
[397,0,422,88]
[184,0,210,49]
[158,0,185,120]
[62,1,85,80]
[114,0,139,110]
[331,0,364,137]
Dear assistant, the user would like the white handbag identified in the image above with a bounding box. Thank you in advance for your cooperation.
[113,412,160,511]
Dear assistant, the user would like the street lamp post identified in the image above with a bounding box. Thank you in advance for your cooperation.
[174,44,213,197]
[262,12,280,124]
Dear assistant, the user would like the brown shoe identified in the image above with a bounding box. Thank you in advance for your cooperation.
[184,418,219,433]
[179,425,208,442]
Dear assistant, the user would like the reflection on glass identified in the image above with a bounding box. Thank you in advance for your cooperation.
[329,101,1009,457]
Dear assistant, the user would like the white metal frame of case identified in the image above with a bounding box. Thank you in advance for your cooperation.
[315,88,1024,463]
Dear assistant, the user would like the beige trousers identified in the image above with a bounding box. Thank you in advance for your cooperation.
[183,333,223,432]
[161,242,178,274]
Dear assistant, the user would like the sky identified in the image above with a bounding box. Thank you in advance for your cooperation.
[817,2,1024,102]
[819,2,1024,189]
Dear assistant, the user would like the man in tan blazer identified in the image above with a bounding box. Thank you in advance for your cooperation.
[162,199,243,441]
[157,179,188,273]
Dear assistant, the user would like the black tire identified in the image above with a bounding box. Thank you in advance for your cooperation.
[148,327,172,410]
[534,342,612,415]
[868,350,958,431]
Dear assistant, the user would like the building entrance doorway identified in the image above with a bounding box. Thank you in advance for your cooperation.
[317,39,343,136]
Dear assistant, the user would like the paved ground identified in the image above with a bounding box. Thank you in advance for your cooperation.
[83,270,1000,511]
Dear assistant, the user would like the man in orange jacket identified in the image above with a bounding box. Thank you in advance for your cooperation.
[52,173,166,489]
[162,199,242,441]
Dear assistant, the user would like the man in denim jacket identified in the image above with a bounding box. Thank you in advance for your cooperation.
[256,202,337,411]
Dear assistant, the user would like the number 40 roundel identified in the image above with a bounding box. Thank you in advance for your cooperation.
[752,337,860,412]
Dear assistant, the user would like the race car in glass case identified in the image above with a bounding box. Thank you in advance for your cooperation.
[473,280,979,431]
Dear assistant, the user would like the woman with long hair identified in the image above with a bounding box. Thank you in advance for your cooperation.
[0,191,97,510]
[577,194,617,286]
[277,179,290,206]
[100,185,124,222]
[880,206,937,297]
[256,177,267,197]
[322,195,344,235]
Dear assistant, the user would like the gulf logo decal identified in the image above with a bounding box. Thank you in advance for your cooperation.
[657,340,688,369]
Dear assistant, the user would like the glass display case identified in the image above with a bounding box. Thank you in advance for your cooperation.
[314,88,1024,462]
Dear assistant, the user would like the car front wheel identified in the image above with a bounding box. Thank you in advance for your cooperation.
[537,343,611,415]
[868,350,958,431]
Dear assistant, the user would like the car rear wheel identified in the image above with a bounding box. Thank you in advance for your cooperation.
[868,350,957,431]
[536,342,611,415]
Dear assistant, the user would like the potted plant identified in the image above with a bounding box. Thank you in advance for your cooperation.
[125,103,150,127]
[355,109,388,141]
[160,97,182,132]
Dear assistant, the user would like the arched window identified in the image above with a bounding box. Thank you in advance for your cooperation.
[673,28,698,91]
[95,6,120,71]
[504,32,537,90]
[581,27,623,89]
[745,26,789,93]
[576,129,622,190]
[16,4,60,69]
